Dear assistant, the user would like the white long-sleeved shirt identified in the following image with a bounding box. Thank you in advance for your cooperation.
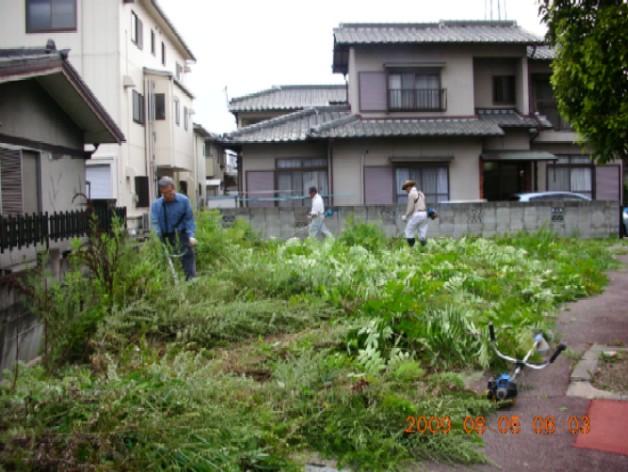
[310,193,325,216]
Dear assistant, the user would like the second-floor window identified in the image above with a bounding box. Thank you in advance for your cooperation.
[161,42,166,66]
[388,71,444,111]
[132,90,145,124]
[174,99,180,126]
[183,106,189,130]
[493,75,515,105]
[26,0,76,32]
[150,30,155,55]
[131,11,143,49]
[176,63,182,81]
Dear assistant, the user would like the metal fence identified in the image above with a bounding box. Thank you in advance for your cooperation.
[0,207,126,253]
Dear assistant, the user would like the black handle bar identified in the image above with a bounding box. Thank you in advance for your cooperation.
[549,343,567,363]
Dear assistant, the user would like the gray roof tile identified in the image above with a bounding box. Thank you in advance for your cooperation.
[527,45,555,60]
[334,20,544,45]
[223,107,504,143]
[313,117,504,138]
[476,108,550,128]
[229,85,347,112]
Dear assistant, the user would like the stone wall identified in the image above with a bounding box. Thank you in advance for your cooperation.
[217,201,621,240]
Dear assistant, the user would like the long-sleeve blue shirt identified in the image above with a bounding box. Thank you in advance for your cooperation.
[150,193,195,238]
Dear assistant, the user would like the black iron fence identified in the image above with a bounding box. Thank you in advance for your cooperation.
[0,207,126,253]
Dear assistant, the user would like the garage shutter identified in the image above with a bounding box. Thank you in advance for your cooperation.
[364,166,394,204]
[0,146,23,215]
[595,165,620,202]
[86,164,112,199]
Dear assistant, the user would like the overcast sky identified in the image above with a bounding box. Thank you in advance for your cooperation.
[157,0,547,134]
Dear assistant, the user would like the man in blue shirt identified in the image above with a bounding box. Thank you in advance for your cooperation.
[151,176,197,280]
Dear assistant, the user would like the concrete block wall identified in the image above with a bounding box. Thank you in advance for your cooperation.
[217,201,620,240]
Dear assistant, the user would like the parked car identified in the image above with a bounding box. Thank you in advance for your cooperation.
[508,191,592,202]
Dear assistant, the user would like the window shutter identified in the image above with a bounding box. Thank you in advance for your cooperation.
[364,166,394,204]
[135,176,149,208]
[359,72,387,111]
[246,171,274,207]
[595,165,620,201]
[0,147,23,215]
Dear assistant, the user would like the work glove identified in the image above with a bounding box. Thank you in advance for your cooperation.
[401,215,407,221]
[188,237,198,247]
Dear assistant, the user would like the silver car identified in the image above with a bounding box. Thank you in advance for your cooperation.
[508,191,591,202]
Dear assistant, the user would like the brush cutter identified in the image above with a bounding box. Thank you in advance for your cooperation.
[288,208,334,238]
[487,322,566,403]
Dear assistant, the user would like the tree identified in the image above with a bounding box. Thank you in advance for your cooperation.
[538,0,628,163]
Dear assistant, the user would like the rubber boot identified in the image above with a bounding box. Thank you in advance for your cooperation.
[407,238,416,247]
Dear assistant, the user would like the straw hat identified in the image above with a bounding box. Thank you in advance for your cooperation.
[401,180,416,191]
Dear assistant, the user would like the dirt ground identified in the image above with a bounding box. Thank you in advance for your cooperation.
[592,350,628,395]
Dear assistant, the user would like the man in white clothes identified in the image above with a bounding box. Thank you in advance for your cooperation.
[401,179,429,247]
[308,186,332,238]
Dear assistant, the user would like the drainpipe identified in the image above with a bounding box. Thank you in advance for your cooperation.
[360,149,369,204]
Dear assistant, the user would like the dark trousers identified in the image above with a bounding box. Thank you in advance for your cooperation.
[161,232,197,280]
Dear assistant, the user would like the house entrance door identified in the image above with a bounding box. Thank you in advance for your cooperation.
[483,161,531,201]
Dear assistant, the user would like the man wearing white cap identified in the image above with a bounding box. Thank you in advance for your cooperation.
[401,179,429,247]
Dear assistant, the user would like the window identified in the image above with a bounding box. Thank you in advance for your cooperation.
[395,166,449,203]
[547,155,593,199]
[132,90,145,124]
[493,75,515,105]
[174,99,180,126]
[134,176,149,208]
[388,70,444,111]
[161,42,166,66]
[26,0,76,32]
[0,147,23,215]
[151,30,156,55]
[184,106,189,130]
[276,158,328,207]
[176,62,182,80]
[154,94,165,120]
[131,11,143,49]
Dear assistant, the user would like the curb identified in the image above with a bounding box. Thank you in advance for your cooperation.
[567,344,628,400]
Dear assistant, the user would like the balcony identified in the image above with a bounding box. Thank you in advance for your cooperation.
[388,88,447,112]
[535,100,572,131]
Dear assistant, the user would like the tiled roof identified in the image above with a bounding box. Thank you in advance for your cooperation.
[476,108,551,128]
[229,85,347,112]
[312,117,504,139]
[222,106,351,143]
[334,21,544,45]
[222,107,504,143]
[527,45,555,60]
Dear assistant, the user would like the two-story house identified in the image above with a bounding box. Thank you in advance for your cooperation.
[0,0,201,229]
[222,21,622,208]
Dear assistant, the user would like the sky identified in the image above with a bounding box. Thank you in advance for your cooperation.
[157,0,547,135]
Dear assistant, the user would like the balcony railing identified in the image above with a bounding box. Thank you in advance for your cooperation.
[535,100,572,131]
[388,88,447,111]
[0,207,126,254]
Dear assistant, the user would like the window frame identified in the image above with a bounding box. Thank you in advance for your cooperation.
[394,164,450,203]
[492,75,516,105]
[132,90,145,125]
[387,68,445,112]
[26,0,77,33]
[131,10,143,49]
[546,155,594,199]
[275,158,329,208]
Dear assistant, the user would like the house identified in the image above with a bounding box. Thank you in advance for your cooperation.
[0,43,124,270]
[0,0,201,230]
[222,21,623,208]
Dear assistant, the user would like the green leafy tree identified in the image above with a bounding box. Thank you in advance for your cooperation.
[538,0,628,163]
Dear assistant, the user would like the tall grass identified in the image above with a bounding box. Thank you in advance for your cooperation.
[0,213,620,470]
